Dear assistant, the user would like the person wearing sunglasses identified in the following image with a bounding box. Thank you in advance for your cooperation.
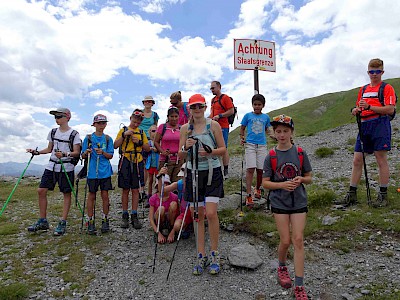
[26,108,81,236]
[114,109,150,229]
[340,58,397,208]
[179,94,226,275]
[208,81,235,179]
[170,91,190,126]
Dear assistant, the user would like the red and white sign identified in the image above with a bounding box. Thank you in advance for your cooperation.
[234,39,276,72]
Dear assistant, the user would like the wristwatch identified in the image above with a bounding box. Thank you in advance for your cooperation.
[219,114,223,118]
[181,145,187,152]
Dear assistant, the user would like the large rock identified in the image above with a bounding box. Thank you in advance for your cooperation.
[228,243,264,269]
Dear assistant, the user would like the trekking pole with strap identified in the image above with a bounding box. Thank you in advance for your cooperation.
[238,145,245,217]
[356,113,371,206]
[166,200,189,281]
[152,172,166,273]
[191,140,200,258]
[81,144,91,232]
[94,143,101,224]
[59,158,84,215]
[0,148,37,218]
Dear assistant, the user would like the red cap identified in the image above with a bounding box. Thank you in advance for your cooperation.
[188,94,206,105]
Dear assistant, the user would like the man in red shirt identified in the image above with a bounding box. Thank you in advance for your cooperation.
[209,81,235,178]
[339,58,396,208]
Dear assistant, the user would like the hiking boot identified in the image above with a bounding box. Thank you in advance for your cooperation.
[277,266,292,289]
[292,286,308,300]
[131,213,142,229]
[335,190,357,207]
[101,218,110,233]
[193,253,209,275]
[371,192,388,208]
[246,195,254,207]
[209,250,220,275]
[254,189,262,199]
[53,220,67,236]
[27,219,49,232]
[87,219,97,235]
[120,212,129,229]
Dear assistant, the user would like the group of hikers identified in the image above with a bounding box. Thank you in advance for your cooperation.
[23,58,396,299]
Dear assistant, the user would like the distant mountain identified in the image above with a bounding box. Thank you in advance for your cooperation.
[0,162,118,177]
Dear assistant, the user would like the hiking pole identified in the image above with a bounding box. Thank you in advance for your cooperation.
[166,201,189,281]
[0,148,37,218]
[356,113,372,206]
[192,141,200,259]
[59,158,84,215]
[238,145,245,217]
[81,151,90,232]
[94,143,101,225]
[152,173,165,273]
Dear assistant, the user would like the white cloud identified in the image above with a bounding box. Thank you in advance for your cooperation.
[133,0,186,14]
[88,89,104,99]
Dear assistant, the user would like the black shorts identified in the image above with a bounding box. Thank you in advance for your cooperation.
[39,169,74,193]
[87,177,113,193]
[118,157,144,190]
[271,206,308,214]
[184,167,224,202]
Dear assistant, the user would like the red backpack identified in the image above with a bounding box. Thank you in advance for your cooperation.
[269,146,304,177]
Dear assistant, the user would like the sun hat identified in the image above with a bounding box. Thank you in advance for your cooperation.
[154,174,171,189]
[49,108,71,119]
[270,114,294,129]
[92,114,108,125]
[143,95,155,104]
[188,94,206,106]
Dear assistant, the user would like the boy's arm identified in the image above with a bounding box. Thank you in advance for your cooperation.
[27,141,53,155]
[239,125,246,144]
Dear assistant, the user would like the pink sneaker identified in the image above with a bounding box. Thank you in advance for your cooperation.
[277,266,292,289]
[293,286,308,299]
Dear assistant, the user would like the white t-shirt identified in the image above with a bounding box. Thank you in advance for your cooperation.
[45,128,81,172]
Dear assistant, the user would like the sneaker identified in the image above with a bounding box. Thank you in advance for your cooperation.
[371,192,388,208]
[223,168,229,180]
[254,189,262,199]
[193,253,209,275]
[246,195,254,207]
[53,220,67,236]
[27,219,49,232]
[209,250,220,275]
[101,218,110,233]
[87,219,97,235]
[120,212,129,229]
[277,266,292,289]
[335,190,357,207]
[131,213,142,229]
[292,286,308,300]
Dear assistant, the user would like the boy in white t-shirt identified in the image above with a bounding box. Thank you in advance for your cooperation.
[26,108,81,236]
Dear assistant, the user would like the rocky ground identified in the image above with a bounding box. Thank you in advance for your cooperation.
[2,119,400,300]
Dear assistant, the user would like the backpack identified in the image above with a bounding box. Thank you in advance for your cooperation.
[160,123,181,140]
[118,126,144,156]
[269,146,304,178]
[50,128,81,165]
[182,102,189,118]
[361,82,397,120]
[153,112,160,125]
[213,94,238,127]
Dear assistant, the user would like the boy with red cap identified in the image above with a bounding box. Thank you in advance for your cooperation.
[81,114,114,234]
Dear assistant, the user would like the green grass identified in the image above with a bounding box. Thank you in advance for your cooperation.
[0,283,29,300]
[315,147,335,158]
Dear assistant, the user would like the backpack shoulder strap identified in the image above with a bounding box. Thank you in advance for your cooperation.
[69,130,79,151]
[206,118,217,147]
[86,134,92,147]
[160,123,167,139]
[105,134,110,148]
[269,147,277,175]
[361,84,368,97]
[378,82,388,106]
[218,94,226,111]
[51,128,57,140]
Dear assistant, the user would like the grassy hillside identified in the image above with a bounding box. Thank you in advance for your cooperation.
[229,78,400,149]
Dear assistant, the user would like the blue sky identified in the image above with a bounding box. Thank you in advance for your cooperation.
[1,0,400,166]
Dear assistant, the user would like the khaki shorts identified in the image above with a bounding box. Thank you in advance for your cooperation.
[245,143,267,169]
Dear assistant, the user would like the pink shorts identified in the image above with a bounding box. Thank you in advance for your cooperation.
[147,167,158,175]
[176,211,193,225]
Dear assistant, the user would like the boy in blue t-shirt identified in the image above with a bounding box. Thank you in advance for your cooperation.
[81,114,114,234]
[239,94,272,207]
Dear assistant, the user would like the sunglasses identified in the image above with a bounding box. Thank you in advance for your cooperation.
[143,100,154,103]
[189,104,206,110]
[368,70,383,75]
[210,87,215,90]
[54,115,65,119]
[151,130,156,132]
[132,111,144,117]
[272,115,294,126]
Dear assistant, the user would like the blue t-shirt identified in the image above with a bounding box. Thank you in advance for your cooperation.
[241,112,271,145]
[81,133,114,179]
[139,111,159,138]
